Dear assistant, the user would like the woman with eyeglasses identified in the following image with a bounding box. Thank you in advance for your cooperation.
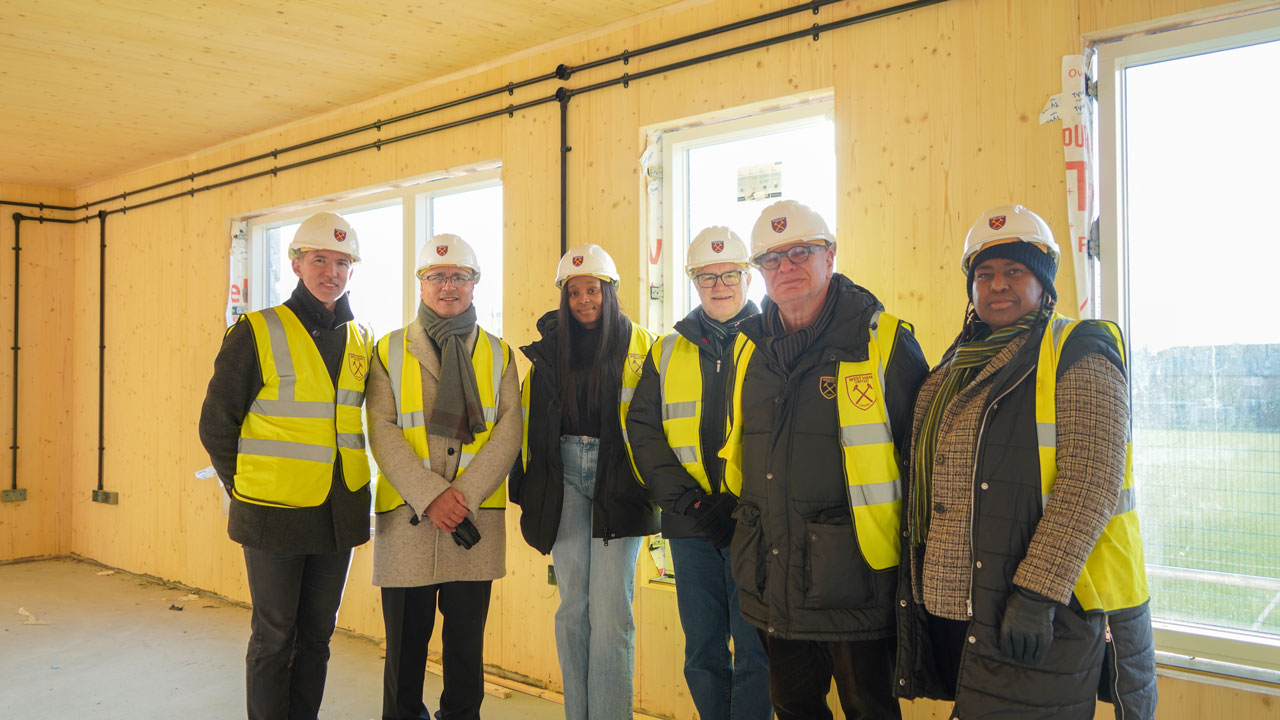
[625,226,770,720]
[366,234,522,720]
[509,243,659,720]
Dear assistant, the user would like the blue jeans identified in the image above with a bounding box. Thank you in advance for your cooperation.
[552,435,642,720]
[669,537,772,720]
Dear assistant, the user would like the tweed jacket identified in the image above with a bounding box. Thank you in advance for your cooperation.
[908,331,1128,616]
[367,321,522,587]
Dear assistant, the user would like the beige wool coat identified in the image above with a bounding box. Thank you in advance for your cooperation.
[367,321,522,587]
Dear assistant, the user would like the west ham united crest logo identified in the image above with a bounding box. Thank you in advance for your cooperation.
[572,256,584,267]
[626,353,644,377]
[436,245,449,256]
[988,215,1006,231]
[711,240,724,253]
[845,373,876,411]
[348,353,367,381]
[334,229,347,242]
[819,376,837,400]
[771,217,788,233]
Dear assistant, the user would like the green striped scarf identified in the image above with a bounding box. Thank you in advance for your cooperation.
[909,309,1048,546]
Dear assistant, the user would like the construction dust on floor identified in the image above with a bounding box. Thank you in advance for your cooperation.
[0,557,569,719]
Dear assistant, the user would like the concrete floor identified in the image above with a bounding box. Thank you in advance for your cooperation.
[0,557,567,720]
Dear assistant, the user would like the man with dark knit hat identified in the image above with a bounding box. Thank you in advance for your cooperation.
[893,204,1157,719]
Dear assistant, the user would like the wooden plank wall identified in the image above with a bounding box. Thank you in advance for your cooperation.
[0,184,75,561]
[7,1,1276,718]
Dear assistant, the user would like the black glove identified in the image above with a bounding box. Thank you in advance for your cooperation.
[451,517,482,549]
[689,494,737,549]
[998,587,1057,665]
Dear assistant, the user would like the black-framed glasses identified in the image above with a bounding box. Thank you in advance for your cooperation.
[755,243,828,271]
[422,272,475,287]
[693,270,746,288]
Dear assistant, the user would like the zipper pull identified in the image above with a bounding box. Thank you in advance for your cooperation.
[966,598,973,617]
[717,359,722,373]
[1105,618,1113,643]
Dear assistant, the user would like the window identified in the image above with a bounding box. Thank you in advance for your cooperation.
[243,168,502,338]
[1097,8,1280,677]
[655,100,836,329]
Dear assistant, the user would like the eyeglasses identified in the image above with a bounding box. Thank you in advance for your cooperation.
[692,270,746,288]
[755,243,828,271]
[422,273,475,288]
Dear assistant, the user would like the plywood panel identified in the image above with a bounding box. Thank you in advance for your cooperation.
[0,184,76,562]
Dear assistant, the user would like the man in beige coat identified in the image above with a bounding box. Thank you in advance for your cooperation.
[366,233,521,720]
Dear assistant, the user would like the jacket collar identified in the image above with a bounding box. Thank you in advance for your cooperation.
[288,280,354,331]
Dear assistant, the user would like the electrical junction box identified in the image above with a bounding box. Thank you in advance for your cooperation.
[2,488,26,502]
[547,564,557,586]
[91,490,119,504]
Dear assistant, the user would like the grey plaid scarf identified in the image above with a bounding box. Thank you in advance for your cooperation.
[418,301,486,444]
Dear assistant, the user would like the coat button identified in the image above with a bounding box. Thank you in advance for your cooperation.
[936,454,945,465]
[766,472,774,480]
[767,626,775,634]
[899,599,907,607]
[975,560,983,569]
[447,447,456,456]
[933,502,945,514]
[898,678,906,686]
[968,635,976,644]
[980,482,989,490]
[771,547,779,555]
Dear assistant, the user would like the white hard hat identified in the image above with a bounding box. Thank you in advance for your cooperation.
[685,226,750,277]
[960,204,1060,275]
[288,212,361,263]
[556,243,620,289]
[748,200,836,263]
[416,233,481,280]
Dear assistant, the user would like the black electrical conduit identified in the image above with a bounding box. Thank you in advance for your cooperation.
[5,0,949,492]
[1,0,858,216]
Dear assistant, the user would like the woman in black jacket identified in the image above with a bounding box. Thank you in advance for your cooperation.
[509,243,658,720]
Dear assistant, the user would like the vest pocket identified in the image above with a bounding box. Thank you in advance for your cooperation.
[802,520,875,608]
[730,504,766,603]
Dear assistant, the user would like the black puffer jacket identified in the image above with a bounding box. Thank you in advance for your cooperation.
[731,275,927,640]
[508,311,660,555]
[626,304,757,538]
[894,320,1156,719]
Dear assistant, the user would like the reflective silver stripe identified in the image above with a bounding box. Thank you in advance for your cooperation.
[336,433,365,450]
[847,479,901,507]
[483,406,498,423]
[250,398,335,419]
[1114,487,1135,515]
[663,400,697,421]
[387,329,407,427]
[261,308,298,400]
[621,427,630,444]
[1037,422,1056,448]
[399,410,425,429]
[621,386,636,403]
[1051,317,1072,350]
[460,451,476,467]
[840,423,892,448]
[658,335,678,376]
[239,437,334,464]
[336,389,365,407]
[672,446,698,464]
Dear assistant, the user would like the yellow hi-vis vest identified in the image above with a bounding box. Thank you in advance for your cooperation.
[373,326,512,514]
[650,333,713,492]
[235,306,372,508]
[721,311,907,571]
[521,324,659,480]
[1036,313,1148,612]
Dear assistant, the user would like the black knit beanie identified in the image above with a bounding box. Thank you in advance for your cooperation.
[966,241,1058,301]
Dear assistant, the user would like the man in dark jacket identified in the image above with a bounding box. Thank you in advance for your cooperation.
[627,226,769,720]
[199,211,372,720]
[720,200,928,720]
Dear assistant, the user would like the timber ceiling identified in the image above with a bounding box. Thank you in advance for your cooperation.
[0,0,689,189]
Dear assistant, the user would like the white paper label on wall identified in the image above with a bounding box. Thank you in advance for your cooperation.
[737,162,782,202]
[1040,54,1095,317]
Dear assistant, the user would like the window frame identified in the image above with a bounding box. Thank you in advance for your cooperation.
[658,99,835,330]
[1095,5,1280,680]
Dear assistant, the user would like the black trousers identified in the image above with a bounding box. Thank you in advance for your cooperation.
[381,581,493,720]
[243,546,352,720]
[757,632,902,720]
